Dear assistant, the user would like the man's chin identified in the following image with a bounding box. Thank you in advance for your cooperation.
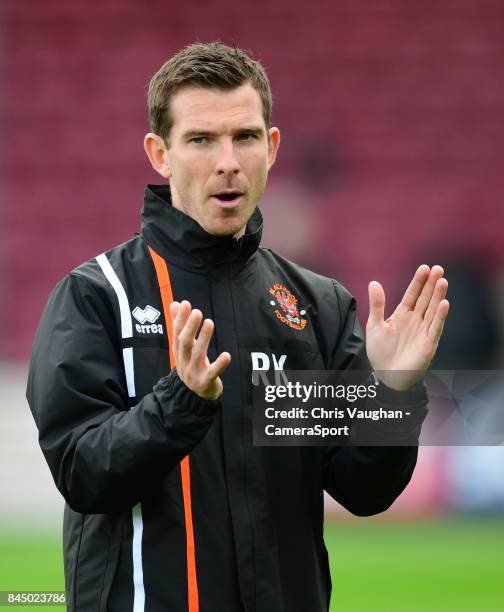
[205,222,245,238]
[200,212,250,238]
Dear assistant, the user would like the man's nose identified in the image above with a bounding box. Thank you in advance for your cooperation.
[214,141,241,176]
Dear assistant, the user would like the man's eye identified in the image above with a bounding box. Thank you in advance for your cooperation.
[237,133,256,141]
[190,136,207,144]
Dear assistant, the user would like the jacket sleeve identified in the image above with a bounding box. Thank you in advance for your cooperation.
[26,273,219,514]
[322,281,428,517]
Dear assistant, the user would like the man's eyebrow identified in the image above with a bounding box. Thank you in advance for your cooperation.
[181,126,266,139]
[235,126,265,135]
[182,130,214,139]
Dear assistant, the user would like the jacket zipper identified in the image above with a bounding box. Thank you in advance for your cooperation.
[227,260,257,611]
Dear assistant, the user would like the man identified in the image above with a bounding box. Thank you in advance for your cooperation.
[27,42,449,612]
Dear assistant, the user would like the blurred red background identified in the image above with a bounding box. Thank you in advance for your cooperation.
[3,0,504,361]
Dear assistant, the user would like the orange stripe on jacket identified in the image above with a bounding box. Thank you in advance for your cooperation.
[148,245,200,612]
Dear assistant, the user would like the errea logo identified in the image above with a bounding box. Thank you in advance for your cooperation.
[132,305,164,334]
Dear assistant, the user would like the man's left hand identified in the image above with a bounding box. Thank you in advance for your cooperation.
[366,264,449,391]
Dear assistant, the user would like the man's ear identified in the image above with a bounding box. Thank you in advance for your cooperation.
[144,133,171,178]
[267,127,280,169]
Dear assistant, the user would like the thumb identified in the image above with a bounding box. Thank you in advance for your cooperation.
[368,281,385,327]
[207,351,232,381]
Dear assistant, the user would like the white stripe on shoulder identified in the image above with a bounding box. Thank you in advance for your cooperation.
[97,253,143,609]
[96,253,133,339]
[96,253,136,398]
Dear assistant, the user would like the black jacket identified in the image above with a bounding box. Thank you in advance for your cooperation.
[27,185,427,612]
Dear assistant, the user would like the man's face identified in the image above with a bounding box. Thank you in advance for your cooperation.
[151,82,280,237]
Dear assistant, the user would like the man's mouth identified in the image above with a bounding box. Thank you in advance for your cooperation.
[211,192,244,208]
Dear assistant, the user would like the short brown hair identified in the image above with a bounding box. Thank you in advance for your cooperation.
[147,41,272,143]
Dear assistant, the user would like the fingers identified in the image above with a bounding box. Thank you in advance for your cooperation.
[170,300,190,357]
[414,265,445,316]
[367,281,386,326]
[169,300,231,399]
[207,351,232,380]
[399,264,430,310]
[170,301,181,320]
[191,318,214,366]
[171,301,203,362]
[428,299,450,345]
[424,277,448,327]
[180,309,203,360]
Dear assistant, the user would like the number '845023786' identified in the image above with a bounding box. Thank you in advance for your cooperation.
[2,591,66,605]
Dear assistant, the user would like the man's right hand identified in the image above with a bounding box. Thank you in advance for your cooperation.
[170,300,231,401]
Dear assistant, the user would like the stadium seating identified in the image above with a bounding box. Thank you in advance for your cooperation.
[4,0,504,357]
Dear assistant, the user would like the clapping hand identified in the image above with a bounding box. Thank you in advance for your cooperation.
[366,265,449,391]
[170,301,231,400]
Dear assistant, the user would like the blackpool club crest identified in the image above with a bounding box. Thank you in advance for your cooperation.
[268,283,307,331]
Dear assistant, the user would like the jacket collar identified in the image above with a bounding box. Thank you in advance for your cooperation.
[141,184,263,270]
